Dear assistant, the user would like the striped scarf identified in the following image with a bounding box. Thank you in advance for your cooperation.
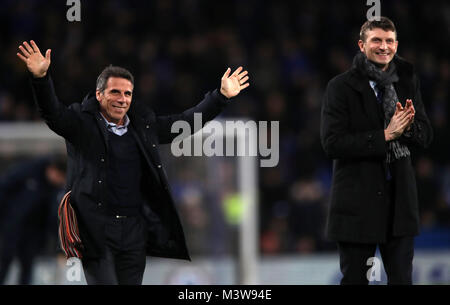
[58,191,84,258]
[354,52,410,163]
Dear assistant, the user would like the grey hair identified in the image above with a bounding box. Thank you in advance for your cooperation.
[96,65,134,92]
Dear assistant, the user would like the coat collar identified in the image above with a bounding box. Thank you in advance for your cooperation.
[342,55,416,128]
[79,90,155,146]
[344,54,415,92]
[81,91,99,113]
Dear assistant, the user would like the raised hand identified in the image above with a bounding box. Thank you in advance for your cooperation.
[17,40,51,78]
[384,102,414,141]
[220,66,250,99]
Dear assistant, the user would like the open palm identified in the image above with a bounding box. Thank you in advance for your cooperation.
[220,66,250,99]
[17,40,51,78]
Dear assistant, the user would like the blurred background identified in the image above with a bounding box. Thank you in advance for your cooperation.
[0,0,449,284]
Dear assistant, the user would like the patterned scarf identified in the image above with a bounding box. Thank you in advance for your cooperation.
[354,52,410,163]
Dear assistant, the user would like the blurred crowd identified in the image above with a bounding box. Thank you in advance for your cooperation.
[0,0,449,256]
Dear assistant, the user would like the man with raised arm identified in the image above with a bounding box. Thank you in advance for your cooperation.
[17,40,249,285]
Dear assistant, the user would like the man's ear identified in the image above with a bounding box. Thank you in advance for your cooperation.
[357,40,365,52]
[96,90,102,102]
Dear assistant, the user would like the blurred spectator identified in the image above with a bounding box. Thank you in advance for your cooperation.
[0,156,66,284]
[288,178,326,254]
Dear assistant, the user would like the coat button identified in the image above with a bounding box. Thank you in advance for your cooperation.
[98,180,102,184]
[98,202,102,207]
[146,125,150,129]
[377,191,382,196]
[157,165,162,168]
[100,158,105,162]
[152,144,156,147]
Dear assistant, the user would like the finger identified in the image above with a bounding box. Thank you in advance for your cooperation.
[397,107,412,119]
[405,100,412,110]
[397,111,412,123]
[398,117,411,130]
[45,49,51,61]
[17,52,28,63]
[23,41,34,54]
[30,40,41,54]
[240,82,250,90]
[407,100,415,112]
[238,70,248,79]
[399,113,414,126]
[222,67,231,79]
[19,45,31,57]
[395,102,403,114]
[240,76,249,84]
[231,66,243,76]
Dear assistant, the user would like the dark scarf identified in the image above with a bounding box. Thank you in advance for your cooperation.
[353,52,410,163]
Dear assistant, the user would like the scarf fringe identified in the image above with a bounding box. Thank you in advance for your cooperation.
[387,140,410,163]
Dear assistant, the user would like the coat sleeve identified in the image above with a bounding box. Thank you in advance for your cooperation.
[399,74,433,148]
[155,89,229,144]
[320,78,387,160]
[30,73,82,145]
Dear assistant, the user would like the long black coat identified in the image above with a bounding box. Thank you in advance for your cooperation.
[320,55,433,243]
[31,74,229,259]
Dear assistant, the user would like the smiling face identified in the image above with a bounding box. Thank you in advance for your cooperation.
[358,28,398,71]
[96,77,133,125]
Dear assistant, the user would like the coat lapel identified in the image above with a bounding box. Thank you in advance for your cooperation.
[345,70,384,128]
[81,94,110,151]
[394,80,410,108]
[94,112,110,151]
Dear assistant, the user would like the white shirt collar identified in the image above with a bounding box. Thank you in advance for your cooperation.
[99,112,130,136]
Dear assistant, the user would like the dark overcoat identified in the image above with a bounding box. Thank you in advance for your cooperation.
[320,56,433,243]
[31,73,229,259]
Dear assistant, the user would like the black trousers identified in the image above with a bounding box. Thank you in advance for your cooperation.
[337,180,415,285]
[81,214,148,285]
[338,236,414,285]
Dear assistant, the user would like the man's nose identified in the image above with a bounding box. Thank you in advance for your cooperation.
[117,94,127,103]
[379,41,387,49]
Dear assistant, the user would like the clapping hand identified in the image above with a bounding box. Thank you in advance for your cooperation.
[384,100,415,141]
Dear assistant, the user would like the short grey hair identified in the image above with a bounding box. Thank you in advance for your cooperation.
[96,65,134,92]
